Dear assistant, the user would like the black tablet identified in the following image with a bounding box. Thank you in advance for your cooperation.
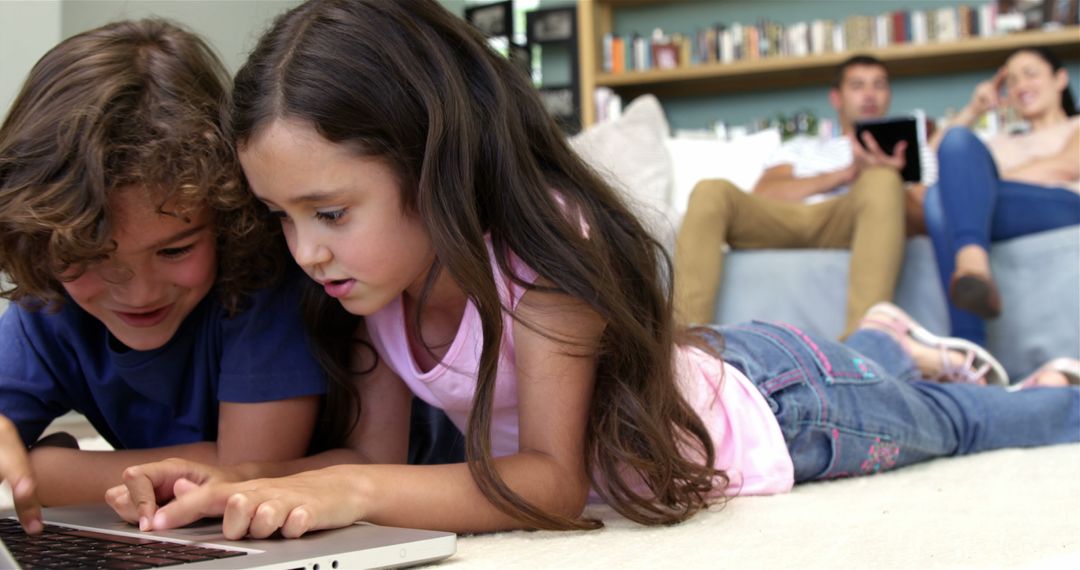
[854,116,922,182]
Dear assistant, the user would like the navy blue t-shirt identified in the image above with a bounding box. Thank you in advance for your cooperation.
[0,270,326,450]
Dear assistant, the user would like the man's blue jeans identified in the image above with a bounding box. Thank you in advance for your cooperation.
[710,321,1079,482]
[923,127,1080,345]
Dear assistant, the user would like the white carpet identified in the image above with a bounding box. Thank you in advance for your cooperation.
[3,443,1076,569]
[440,444,1080,569]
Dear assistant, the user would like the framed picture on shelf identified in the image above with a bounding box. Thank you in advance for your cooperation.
[527,7,575,43]
[465,1,513,38]
[652,42,679,70]
[509,43,531,78]
[538,86,579,134]
[525,5,581,133]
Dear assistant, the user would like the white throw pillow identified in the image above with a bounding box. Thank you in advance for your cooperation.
[665,129,782,218]
[569,94,677,250]
[570,94,673,216]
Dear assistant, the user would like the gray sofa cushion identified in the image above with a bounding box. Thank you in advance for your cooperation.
[714,225,1080,380]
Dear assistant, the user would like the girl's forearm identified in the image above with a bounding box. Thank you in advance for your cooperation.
[340,451,590,533]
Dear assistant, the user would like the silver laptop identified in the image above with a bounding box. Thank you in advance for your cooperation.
[0,503,455,569]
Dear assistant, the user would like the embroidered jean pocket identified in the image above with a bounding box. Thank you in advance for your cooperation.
[793,327,887,386]
[791,425,898,482]
[747,321,885,386]
[823,354,887,386]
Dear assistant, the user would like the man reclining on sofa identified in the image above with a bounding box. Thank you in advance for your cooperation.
[675,54,923,338]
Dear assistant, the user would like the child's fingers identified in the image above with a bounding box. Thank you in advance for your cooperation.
[226,496,317,540]
[221,491,261,540]
[247,499,291,539]
[12,478,43,535]
[225,492,328,541]
[0,418,43,533]
[104,484,139,524]
[173,477,201,497]
[121,465,162,529]
[151,482,232,532]
[281,507,316,539]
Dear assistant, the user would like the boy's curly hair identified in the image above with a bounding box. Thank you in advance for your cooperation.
[0,19,282,312]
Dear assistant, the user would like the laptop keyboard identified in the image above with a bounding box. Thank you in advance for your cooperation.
[0,518,246,569]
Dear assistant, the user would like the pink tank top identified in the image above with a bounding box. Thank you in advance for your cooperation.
[365,239,794,497]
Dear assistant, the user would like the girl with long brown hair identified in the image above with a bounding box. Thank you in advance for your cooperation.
[111,0,1079,538]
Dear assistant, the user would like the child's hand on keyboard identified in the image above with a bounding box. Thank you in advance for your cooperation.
[142,465,365,540]
[0,415,42,534]
[105,458,239,531]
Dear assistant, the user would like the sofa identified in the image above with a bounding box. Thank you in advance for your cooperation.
[571,95,1080,380]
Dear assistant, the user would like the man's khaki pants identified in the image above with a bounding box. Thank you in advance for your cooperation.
[674,167,905,337]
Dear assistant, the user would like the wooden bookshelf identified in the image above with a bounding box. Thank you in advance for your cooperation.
[577,0,1080,126]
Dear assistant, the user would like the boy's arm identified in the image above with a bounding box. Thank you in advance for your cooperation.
[27,395,320,506]
[110,339,408,527]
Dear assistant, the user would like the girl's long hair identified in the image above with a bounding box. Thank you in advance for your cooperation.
[232,0,723,528]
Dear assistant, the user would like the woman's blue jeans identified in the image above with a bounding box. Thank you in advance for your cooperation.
[923,127,1080,345]
[708,321,1079,482]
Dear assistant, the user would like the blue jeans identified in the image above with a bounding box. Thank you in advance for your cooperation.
[923,127,1080,345]
[710,321,1079,482]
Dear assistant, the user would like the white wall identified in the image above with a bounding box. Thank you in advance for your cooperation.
[3,1,305,116]
[1,0,62,117]
[0,0,54,314]
[59,0,300,74]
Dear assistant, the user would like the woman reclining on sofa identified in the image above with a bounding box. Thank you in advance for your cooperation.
[924,47,1080,357]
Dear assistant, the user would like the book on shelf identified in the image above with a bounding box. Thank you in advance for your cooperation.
[592,86,622,123]
[935,7,959,41]
[892,11,908,45]
[596,1,1068,75]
